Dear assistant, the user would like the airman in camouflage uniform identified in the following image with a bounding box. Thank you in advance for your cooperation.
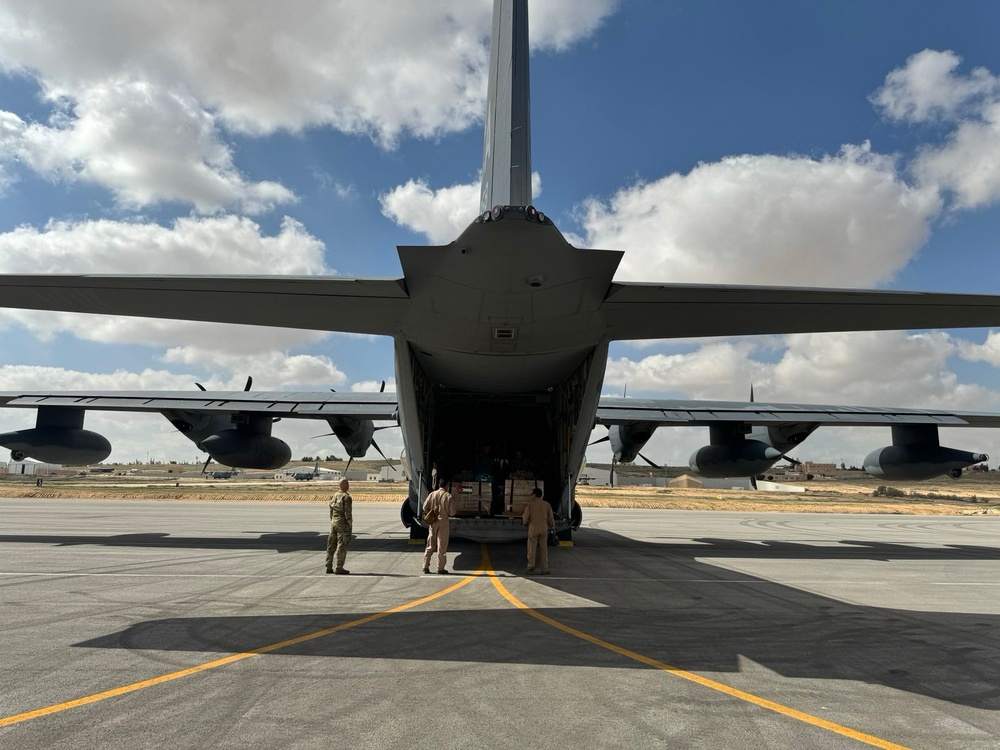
[325,478,353,574]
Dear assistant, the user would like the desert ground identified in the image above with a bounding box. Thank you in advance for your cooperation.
[3,463,1000,515]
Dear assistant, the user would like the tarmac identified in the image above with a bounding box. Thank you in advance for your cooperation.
[3,498,1000,748]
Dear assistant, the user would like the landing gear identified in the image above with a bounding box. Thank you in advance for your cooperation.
[402,498,428,539]
[554,501,582,544]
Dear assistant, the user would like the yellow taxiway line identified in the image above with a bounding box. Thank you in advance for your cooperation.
[4,546,913,749]
[479,546,910,750]
[0,570,479,728]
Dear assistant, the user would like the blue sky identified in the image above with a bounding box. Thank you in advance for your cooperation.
[3,0,1000,468]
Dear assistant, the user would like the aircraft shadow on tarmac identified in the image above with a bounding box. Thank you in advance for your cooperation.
[61,529,1000,710]
[0,531,406,553]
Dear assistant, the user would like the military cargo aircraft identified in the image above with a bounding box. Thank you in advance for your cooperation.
[1,0,1000,542]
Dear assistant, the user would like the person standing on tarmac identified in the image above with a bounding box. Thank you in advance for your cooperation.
[422,479,457,574]
[522,487,554,575]
[325,478,353,574]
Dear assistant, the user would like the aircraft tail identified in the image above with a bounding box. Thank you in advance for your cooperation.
[480,0,532,213]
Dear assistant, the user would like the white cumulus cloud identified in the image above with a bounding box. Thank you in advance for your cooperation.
[0,0,616,211]
[579,144,939,286]
[873,50,1000,210]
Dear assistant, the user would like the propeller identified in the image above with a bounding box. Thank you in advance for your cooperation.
[195,375,253,392]
[369,437,393,468]
[636,452,661,469]
[588,433,660,469]
[200,455,212,474]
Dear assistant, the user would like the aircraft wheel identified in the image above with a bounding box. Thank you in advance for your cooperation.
[400,499,415,528]
[570,500,583,530]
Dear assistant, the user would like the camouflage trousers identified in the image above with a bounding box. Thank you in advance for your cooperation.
[325,524,350,569]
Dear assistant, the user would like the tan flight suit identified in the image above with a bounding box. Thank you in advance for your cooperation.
[422,488,457,572]
[325,490,353,571]
[522,495,555,573]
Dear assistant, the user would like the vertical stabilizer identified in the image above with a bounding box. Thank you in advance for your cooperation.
[480,0,532,213]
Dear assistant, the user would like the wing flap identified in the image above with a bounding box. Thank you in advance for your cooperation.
[595,397,990,427]
[0,391,399,420]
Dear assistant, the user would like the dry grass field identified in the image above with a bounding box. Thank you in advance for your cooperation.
[3,468,1000,515]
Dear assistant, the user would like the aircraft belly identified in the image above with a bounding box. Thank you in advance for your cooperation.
[415,347,594,392]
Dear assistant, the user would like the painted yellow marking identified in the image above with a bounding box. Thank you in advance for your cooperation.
[479,546,909,750]
[0,571,478,728]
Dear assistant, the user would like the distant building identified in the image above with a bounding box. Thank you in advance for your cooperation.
[6,461,61,475]
[577,466,611,486]
[379,465,406,482]
[801,462,837,477]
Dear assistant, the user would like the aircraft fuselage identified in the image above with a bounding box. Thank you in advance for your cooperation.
[394,208,612,536]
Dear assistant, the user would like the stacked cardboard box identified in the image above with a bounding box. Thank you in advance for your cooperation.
[450,481,489,516]
[503,478,543,517]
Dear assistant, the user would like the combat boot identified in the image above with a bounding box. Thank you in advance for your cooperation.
[325,567,333,574]
[334,568,350,575]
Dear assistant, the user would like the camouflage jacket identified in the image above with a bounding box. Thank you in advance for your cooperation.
[329,491,353,528]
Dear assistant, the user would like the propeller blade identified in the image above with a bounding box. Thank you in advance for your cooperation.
[588,435,610,446]
[637,451,661,469]
[370,438,393,468]
[200,455,212,474]
[310,431,336,439]
[750,383,754,403]
[195,382,206,392]
[244,376,253,391]
[380,380,386,393]
[344,456,354,473]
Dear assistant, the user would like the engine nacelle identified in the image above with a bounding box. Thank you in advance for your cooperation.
[608,422,656,463]
[200,430,291,470]
[689,439,783,478]
[0,427,111,465]
[863,445,988,481]
[326,416,375,458]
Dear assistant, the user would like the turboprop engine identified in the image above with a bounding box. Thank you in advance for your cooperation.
[609,422,656,463]
[0,406,111,465]
[164,409,290,470]
[325,415,375,458]
[688,422,816,478]
[864,425,987,480]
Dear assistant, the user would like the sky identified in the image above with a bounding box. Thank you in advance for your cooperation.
[3,0,1000,470]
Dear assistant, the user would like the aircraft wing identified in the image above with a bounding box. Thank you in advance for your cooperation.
[595,397,1000,428]
[0,390,399,420]
[601,282,1000,340]
[0,275,410,336]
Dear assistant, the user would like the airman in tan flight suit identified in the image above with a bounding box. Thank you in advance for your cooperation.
[522,487,554,575]
[422,481,457,574]
[325,478,353,574]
